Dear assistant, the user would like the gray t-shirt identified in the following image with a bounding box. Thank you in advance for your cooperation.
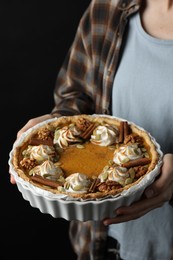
[112,13,173,154]
[110,13,173,260]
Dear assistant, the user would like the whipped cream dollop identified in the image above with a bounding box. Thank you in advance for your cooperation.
[23,145,56,164]
[29,160,64,181]
[98,165,135,186]
[113,144,143,165]
[53,125,82,148]
[64,173,92,193]
[90,124,119,146]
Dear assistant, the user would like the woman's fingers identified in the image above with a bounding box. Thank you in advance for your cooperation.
[103,196,164,225]
[103,154,173,225]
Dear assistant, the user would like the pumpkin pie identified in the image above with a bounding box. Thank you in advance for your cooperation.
[11,114,160,200]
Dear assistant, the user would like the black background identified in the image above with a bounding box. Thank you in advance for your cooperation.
[0,1,91,258]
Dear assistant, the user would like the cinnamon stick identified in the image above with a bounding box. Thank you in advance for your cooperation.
[88,178,100,193]
[29,137,53,146]
[124,121,130,138]
[122,157,151,168]
[119,121,131,143]
[118,121,124,143]
[30,174,62,188]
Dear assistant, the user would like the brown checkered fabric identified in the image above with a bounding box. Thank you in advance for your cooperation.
[69,221,123,260]
[51,0,141,117]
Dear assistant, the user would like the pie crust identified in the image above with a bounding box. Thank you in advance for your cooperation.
[11,114,160,200]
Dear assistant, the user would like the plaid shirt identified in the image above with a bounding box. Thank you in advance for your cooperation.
[51,0,141,117]
[51,0,142,259]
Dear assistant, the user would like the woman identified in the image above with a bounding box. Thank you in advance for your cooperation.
[10,0,173,259]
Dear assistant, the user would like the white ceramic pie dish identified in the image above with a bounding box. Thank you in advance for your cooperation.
[8,115,163,221]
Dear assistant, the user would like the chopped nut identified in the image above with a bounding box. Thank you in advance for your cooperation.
[76,118,92,131]
[37,128,52,140]
[97,180,122,192]
[20,158,37,170]
[134,166,148,178]
[124,133,143,145]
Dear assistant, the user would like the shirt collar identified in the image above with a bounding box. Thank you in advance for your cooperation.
[118,0,141,11]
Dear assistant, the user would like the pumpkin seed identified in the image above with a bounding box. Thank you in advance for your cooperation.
[76,144,85,149]
[129,168,135,179]
[102,172,108,181]
[125,178,133,185]
[73,185,83,191]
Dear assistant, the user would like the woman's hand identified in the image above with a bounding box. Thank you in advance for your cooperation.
[103,153,173,225]
[10,114,53,184]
